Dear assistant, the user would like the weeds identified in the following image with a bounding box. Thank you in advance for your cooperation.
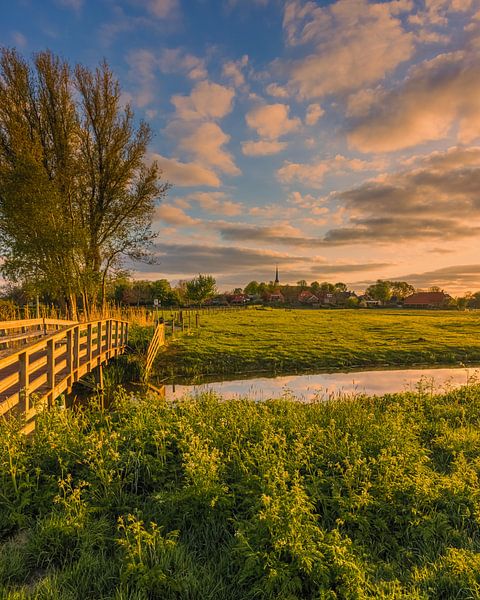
[1,385,480,597]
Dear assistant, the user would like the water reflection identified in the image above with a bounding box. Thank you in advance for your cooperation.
[166,366,480,402]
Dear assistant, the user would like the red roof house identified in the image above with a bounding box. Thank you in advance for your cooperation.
[403,291,451,308]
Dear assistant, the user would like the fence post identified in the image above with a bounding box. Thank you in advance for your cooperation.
[66,329,73,377]
[46,338,55,394]
[87,323,92,364]
[195,312,199,328]
[97,321,102,357]
[19,350,28,413]
[73,325,80,372]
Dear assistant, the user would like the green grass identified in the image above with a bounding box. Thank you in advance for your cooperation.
[154,308,480,381]
[2,385,480,598]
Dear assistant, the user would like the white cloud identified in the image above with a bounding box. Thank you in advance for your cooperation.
[305,103,324,125]
[277,154,387,188]
[348,49,480,152]
[245,103,301,139]
[151,154,221,187]
[155,204,199,226]
[171,80,235,120]
[158,48,207,80]
[183,192,243,216]
[283,0,414,99]
[173,121,241,175]
[222,55,249,88]
[241,140,288,156]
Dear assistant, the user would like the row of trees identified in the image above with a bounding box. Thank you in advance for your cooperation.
[0,49,168,317]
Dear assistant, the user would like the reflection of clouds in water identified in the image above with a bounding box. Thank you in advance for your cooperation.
[169,368,480,402]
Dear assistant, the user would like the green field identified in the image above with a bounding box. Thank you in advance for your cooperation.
[154,309,480,382]
[2,386,480,599]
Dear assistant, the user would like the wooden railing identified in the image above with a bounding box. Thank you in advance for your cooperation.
[145,322,165,378]
[0,318,128,434]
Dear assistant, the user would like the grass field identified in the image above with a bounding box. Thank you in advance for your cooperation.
[2,386,480,599]
[154,309,480,382]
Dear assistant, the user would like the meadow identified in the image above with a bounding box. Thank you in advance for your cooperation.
[154,308,480,382]
[2,385,480,598]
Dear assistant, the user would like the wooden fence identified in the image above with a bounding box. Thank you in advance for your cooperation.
[145,323,165,378]
[0,318,128,434]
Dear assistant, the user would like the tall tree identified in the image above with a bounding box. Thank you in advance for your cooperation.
[0,48,169,315]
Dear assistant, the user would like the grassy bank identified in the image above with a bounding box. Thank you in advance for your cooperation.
[155,309,480,381]
[2,386,480,598]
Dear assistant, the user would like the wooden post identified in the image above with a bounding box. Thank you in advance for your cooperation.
[46,338,55,395]
[106,320,112,356]
[114,320,119,348]
[73,325,80,372]
[172,320,175,338]
[19,350,28,413]
[86,323,92,364]
[97,321,102,357]
[196,312,199,328]
[66,329,73,376]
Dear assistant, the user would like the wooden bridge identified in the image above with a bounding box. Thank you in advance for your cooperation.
[0,317,129,434]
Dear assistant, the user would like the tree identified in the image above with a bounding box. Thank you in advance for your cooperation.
[390,281,415,299]
[0,49,168,315]
[310,281,320,293]
[297,280,308,290]
[185,274,217,305]
[366,280,392,303]
[334,282,347,292]
[319,282,335,293]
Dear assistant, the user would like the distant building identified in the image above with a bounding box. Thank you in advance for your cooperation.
[403,291,451,308]
[298,290,319,304]
[274,265,279,286]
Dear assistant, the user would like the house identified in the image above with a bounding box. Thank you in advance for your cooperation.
[228,293,248,305]
[298,290,319,304]
[265,291,285,303]
[403,291,451,308]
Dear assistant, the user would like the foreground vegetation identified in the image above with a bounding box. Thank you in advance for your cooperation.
[2,385,480,598]
[155,308,480,382]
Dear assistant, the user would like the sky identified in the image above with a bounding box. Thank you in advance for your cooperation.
[2,0,480,293]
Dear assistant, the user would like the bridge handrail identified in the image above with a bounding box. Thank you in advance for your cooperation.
[0,317,129,434]
[0,318,78,333]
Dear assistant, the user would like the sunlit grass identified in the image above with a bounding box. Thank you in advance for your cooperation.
[154,308,480,381]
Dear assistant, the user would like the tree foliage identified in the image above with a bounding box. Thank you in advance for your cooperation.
[0,48,168,314]
[185,274,217,305]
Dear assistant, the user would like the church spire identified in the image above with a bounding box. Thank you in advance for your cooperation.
[274,264,279,286]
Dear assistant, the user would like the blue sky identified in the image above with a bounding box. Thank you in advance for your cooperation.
[2,0,480,292]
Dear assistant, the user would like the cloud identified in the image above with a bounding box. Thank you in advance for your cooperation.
[282,0,414,99]
[182,192,243,216]
[266,83,290,98]
[172,121,240,175]
[171,81,235,121]
[241,140,288,156]
[348,49,480,152]
[136,242,388,285]
[131,0,179,18]
[277,155,387,188]
[305,103,324,125]
[158,48,207,80]
[322,146,480,244]
[12,32,27,48]
[245,103,301,139]
[125,49,157,107]
[151,154,221,187]
[155,204,199,226]
[222,55,249,88]
[391,264,480,291]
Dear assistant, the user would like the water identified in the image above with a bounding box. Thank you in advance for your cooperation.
[165,366,480,402]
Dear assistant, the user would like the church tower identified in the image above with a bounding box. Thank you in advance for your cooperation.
[274,264,279,286]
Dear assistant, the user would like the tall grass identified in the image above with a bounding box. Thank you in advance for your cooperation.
[1,384,480,598]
